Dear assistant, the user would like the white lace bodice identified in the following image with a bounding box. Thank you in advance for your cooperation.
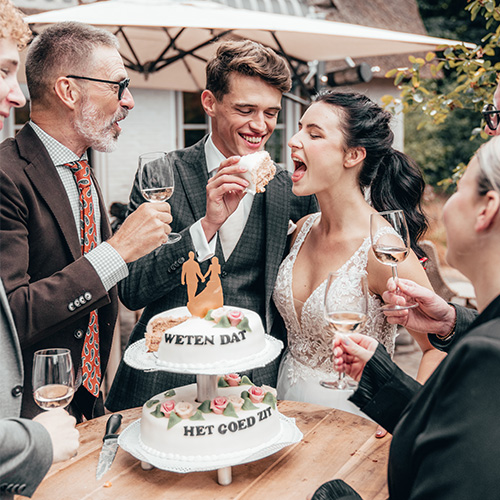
[273,212,397,385]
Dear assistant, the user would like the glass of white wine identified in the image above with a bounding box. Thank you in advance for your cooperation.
[370,210,418,310]
[33,348,75,410]
[320,271,368,390]
[138,151,181,244]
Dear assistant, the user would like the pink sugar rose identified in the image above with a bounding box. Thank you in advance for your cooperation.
[261,385,277,398]
[227,394,244,411]
[175,402,195,419]
[210,396,229,415]
[248,386,266,404]
[224,373,241,387]
[160,400,175,417]
[227,310,244,327]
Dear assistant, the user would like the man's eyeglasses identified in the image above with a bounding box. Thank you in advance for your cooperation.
[482,103,500,131]
[66,75,130,101]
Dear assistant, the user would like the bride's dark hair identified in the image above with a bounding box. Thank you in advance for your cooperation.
[313,90,428,259]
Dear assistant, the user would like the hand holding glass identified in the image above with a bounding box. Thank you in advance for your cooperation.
[138,151,181,244]
[33,348,75,410]
[320,272,368,390]
[370,210,418,310]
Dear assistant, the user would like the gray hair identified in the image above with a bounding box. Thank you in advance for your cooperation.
[26,21,119,105]
[476,136,500,195]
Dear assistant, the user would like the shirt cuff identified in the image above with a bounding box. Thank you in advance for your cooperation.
[85,242,128,291]
[189,219,216,262]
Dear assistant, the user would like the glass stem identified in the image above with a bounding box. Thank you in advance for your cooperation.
[392,264,400,294]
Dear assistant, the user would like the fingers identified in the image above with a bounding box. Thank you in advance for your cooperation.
[375,426,388,438]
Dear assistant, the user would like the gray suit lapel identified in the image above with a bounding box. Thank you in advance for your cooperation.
[264,169,290,326]
[17,126,82,260]
[175,138,209,221]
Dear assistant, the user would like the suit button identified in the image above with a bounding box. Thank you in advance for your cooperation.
[18,485,26,493]
[68,302,76,312]
[221,271,228,278]
[11,385,23,397]
[74,329,85,339]
[74,297,81,307]
[84,292,92,301]
[79,295,86,305]
[177,257,185,264]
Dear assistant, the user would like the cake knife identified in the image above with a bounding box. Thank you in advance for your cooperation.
[96,413,122,480]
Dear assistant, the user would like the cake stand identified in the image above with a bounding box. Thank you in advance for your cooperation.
[121,335,303,485]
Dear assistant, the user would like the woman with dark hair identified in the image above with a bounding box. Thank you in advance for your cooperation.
[272,90,445,416]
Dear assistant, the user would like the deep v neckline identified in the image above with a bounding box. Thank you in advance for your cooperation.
[290,214,370,328]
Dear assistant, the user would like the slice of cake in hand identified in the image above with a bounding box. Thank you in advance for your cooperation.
[238,151,276,194]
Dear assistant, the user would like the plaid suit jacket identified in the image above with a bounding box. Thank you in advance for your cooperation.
[106,137,317,410]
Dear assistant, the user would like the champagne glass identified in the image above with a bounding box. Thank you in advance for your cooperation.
[320,272,368,390]
[138,151,181,244]
[370,210,418,310]
[33,348,75,410]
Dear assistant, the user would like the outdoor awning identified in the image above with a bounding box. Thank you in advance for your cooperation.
[25,0,474,93]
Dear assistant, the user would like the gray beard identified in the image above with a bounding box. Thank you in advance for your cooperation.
[74,97,125,153]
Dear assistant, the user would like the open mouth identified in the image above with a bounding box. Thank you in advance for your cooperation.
[291,159,307,182]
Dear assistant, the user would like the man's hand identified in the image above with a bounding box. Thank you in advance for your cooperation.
[332,334,378,382]
[201,156,249,241]
[33,408,79,463]
[107,202,173,262]
[382,278,456,336]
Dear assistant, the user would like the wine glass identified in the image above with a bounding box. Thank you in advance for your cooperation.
[320,272,368,390]
[138,151,181,244]
[370,210,418,310]
[33,348,75,410]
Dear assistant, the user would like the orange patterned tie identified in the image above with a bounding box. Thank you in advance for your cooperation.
[67,160,101,396]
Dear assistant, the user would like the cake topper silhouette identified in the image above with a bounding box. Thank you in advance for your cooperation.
[182,254,223,317]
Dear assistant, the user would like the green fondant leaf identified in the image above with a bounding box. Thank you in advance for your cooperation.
[145,398,159,408]
[240,375,254,386]
[214,315,231,328]
[197,400,213,413]
[167,412,182,429]
[241,390,250,400]
[263,392,277,410]
[205,310,214,321]
[237,317,252,332]
[150,403,165,418]
[163,389,176,397]
[218,377,230,388]
[223,402,239,418]
[189,410,205,421]
[242,398,258,411]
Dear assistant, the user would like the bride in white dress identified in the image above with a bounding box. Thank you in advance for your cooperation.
[273,91,446,417]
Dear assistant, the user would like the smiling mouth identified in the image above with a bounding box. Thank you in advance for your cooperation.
[241,134,263,145]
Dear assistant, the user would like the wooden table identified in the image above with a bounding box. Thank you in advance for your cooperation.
[26,401,390,500]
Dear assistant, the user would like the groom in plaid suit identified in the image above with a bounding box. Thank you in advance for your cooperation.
[106,40,318,411]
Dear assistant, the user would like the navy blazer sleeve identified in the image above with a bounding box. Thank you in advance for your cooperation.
[0,418,52,498]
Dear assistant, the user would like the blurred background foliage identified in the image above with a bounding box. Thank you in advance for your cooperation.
[390,0,500,191]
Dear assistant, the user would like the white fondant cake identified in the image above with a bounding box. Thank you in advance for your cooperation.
[139,379,280,460]
[147,306,267,369]
[238,151,276,194]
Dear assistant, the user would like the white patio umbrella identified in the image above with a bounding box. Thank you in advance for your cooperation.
[25,0,474,92]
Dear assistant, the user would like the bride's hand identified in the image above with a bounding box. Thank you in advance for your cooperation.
[332,334,378,382]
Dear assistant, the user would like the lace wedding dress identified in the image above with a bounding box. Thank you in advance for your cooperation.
[273,213,398,417]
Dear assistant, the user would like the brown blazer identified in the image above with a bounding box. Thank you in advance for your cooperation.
[0,123,118,420]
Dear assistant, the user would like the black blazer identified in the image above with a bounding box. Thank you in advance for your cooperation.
[350,294,500,499]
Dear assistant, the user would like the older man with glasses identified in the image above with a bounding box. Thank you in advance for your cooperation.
[0,21,173,422]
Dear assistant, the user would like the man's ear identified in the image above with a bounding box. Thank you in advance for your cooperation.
[201,90,217,118]
[54,76,80,110]
[344,147,366,169]
[475,190,500,231]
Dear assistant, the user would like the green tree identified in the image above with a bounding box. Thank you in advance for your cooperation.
[385,0,500,189]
